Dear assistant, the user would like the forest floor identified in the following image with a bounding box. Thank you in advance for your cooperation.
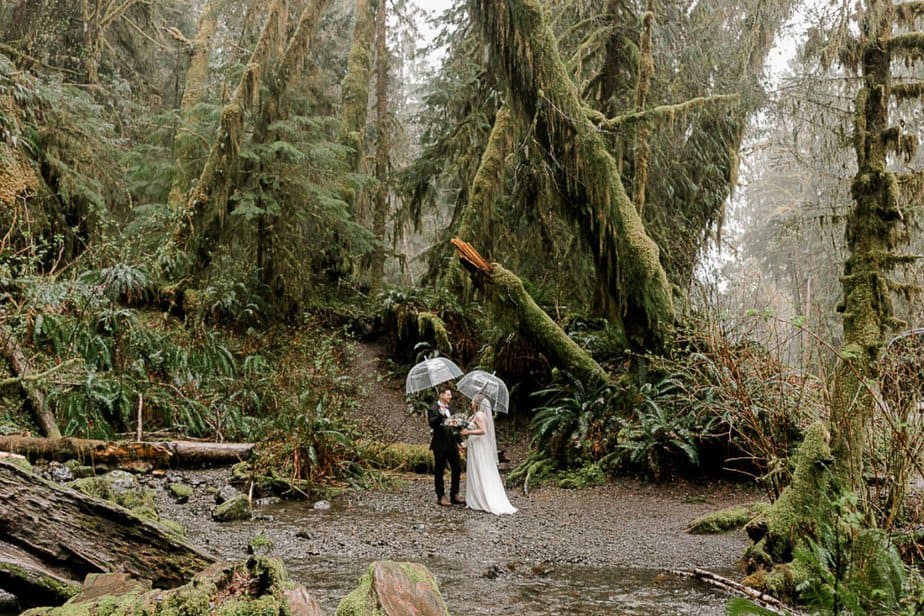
[149,340,766,613]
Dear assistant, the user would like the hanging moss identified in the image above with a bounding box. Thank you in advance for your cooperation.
[417,311,452,355]
[167,4,217,216]
[448,105,515,297]
[339,0,375,178]
[175,0,288,270]
[469,0,674,352]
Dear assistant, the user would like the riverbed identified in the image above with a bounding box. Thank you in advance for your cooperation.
[150,467,760,614]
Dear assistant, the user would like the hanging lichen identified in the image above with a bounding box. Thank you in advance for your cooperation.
[468,0,674,352]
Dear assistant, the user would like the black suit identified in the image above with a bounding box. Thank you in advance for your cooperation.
[428,402,461,499]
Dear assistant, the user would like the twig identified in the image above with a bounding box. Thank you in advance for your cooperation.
[670,568,803,615]
[0,358,81,387]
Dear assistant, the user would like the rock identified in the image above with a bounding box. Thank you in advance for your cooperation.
[47,462,73,483]
[247,533,273,555]
[284,586,325,616]
[70,573,151,604]
[68,470,156,511]
[168,482,193,503]
[215,484,239,504]
[313,500,331,510]
[336,560,448,616]
[212,493,251,522]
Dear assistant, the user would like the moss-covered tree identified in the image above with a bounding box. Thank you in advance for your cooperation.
[468,0,674,352]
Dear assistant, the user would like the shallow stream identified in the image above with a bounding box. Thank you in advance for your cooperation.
[159,472,753,615]
[4,468,757,614]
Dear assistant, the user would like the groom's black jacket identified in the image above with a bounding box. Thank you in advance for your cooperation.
[428,403,455,453]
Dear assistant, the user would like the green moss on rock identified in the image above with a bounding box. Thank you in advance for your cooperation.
[687,503,769,534]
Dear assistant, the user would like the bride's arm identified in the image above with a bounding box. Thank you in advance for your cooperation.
[461,411,486,436]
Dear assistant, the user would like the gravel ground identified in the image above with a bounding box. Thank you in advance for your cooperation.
[142,341,765,612]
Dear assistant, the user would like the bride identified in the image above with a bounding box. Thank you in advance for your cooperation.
[461,394,517,515]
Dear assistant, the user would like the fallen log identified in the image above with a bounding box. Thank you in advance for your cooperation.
[0,436,254,469]
[0,322,61,438]
[0,460,214,599]
[670,567,803,615]
[0,540,80,607]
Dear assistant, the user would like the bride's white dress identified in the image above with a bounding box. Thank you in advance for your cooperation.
[465,401,517,515]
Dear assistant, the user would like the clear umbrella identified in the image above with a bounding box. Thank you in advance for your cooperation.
[456,370,509,414]
[405,357,465,394]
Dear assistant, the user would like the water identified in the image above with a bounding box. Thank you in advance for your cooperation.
[289,557,731,614]
[246,497,737,614]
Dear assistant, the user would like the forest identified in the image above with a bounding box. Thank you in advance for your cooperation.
[0,0,923,613]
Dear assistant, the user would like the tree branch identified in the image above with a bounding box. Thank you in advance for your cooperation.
[595,94,740,130]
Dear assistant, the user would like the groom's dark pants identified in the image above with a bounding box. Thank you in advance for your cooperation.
[433,445,461,498]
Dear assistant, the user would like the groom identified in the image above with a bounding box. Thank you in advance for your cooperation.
[428,387,464,507]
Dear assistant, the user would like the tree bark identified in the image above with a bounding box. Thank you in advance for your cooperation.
[447,104,515,299]
[0,540,81,607]
[468,0,674,352]
[166,1,218,219]
[452,239,608,385]
[0,460,214,591]
[831,0,900,490]
[0,436,254,469]
[366,0,389,288]
[339,0,375,179]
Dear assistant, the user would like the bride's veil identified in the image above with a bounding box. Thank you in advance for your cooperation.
[475,394,498,465]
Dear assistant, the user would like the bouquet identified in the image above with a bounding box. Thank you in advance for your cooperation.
[443,415,470,443]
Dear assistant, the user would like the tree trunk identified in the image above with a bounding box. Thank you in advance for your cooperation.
[252,0,333,296]
[339,0,375,180]
[166,1,218,219]
[0,323,60,439]
[831,0,899,491]
[447,104,515,298]
[452,239,608,385]
[175,0,288,273]
[0,436,254,469]
[366,0,389,287]
[0,540,81,607]
[468,0,674,352]
[0,460,214,592]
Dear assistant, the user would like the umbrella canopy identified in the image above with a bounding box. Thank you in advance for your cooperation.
[457,370,509,414]
[405,357,465,394]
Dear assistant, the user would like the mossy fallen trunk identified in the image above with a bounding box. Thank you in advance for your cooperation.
[0,435,254,469]
[452,239,608,386]
[0,460,214,596]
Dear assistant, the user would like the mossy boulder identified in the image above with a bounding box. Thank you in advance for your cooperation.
[212,494,251,522]
[169,482,193,503]
[687,502,769,535]
[337,560,448,616]
[22,557,322,615]
[68,470,156,511]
